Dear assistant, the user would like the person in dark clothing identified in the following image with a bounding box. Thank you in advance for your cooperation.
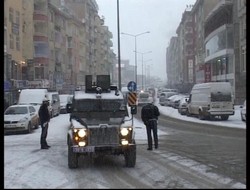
[141,103,160,150]
[38,98,51,149]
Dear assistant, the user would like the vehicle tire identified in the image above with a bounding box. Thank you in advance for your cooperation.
[241,115,245,122]
[209,115,215,121]
[68,144,78,169]
[221,115,229,121]
[26,122,32,134]
[124,142,136,167]
[198,110,205,120]
[34,121,39,129]
[186,109,191,117]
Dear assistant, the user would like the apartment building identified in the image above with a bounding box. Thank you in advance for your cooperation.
[166,0,246,104]
[191,0,218,83]
[4,0,26,104]
[4,0,116,96]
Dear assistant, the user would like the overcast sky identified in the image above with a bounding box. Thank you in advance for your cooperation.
[96,0,197,82]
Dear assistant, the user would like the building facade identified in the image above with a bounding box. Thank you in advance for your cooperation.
[4,0,116,100]
[166,0,246,104]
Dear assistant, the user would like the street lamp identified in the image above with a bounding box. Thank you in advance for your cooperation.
[121,31,150,84]
[136,51,152,90]
[145,63,153,87]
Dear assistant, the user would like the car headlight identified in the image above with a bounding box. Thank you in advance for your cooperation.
[19,117,28,123]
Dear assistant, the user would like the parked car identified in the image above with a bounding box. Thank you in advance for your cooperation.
[170,94,188,109]
[59,94,73,114]
[240,100,246,122]
[178,96,189,115]
[4,104,39,134]
[165,94,180,107]
[18,88,49,124]
[159,92,178,106]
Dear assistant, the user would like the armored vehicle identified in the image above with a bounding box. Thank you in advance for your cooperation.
[66,75,136,168]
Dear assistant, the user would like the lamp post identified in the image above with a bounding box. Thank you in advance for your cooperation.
[121,31,150,84]
[144,61,152,88]
[117,0,121,90]
[136,51,152,90]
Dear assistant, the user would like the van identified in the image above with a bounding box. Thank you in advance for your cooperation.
[18,88,49,115]
[187,82,234,120]
[47,92,60,117]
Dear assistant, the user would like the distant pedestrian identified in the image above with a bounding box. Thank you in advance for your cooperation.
[38,97,51,149]
[141,102,160,150]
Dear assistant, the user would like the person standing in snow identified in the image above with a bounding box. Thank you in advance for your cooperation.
[141,102,160,150]
[38,97,51,149]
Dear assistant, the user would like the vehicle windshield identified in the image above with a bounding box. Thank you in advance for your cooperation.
[72,99,128,125]
[5,107,28,115]
[74,99,126,112]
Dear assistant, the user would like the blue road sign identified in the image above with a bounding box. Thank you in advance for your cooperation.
[127,81,137,92]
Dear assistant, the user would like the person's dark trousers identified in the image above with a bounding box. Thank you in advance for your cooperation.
[146,125,153,149]
[146,120,158,149]
[151,120,158,148]
[40,122,49,148]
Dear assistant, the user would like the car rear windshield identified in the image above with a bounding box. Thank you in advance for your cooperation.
[211,92,232,102]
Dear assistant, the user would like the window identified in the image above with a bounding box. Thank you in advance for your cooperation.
[16,11,20,25]
[16,36,20,51]
[10,34,14,49]
[35,66,44,79]
[9,7,14,23]
[241,46,246,72]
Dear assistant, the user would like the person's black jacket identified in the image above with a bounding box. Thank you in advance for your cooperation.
[38,104,50,123]
[141,103,160,124]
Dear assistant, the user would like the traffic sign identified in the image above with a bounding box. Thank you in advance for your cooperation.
[127,81,137,92]
[128,92,137,106]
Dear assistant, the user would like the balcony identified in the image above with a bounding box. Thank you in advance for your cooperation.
[34,35,49,42]
[33,13,48,22]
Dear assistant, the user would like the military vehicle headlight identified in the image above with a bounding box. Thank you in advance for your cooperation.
[121,128,132,136]
[121,139,129,145]
[120,128,128,136]
[78,141,86,146]
[78,129,86,137]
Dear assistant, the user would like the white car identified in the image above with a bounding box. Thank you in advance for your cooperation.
[4,104,39,134]
[240,100,246,122]
[137,92,153,106]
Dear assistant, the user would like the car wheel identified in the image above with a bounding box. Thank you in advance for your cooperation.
[221,115,229,121]
[26,122,32,134]
[34,120,39,129]
[124,140,136,167]
[68,143,78,169]
[198,110,205,120]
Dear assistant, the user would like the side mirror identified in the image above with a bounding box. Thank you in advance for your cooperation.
[66,103,73,113]
[130,105,137,115]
